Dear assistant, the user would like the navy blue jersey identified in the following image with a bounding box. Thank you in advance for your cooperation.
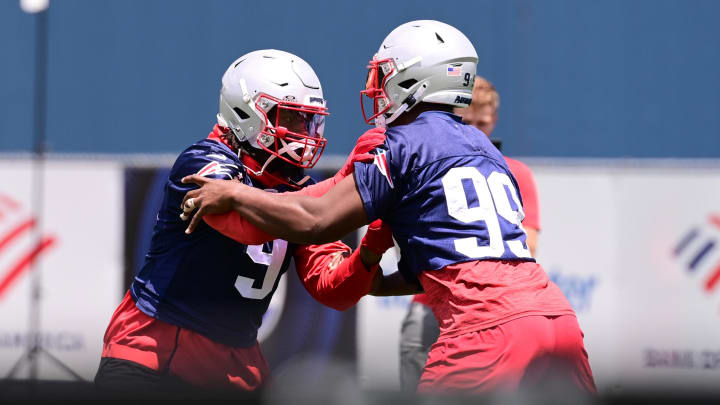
[130,139,296,347]
[354,111,534,284]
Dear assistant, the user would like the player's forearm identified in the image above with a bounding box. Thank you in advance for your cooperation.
[228,185,341,244]
[229,175,367,244]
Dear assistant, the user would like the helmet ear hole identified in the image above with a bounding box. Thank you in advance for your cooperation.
[398,79,418,89]
[233,107,250,120]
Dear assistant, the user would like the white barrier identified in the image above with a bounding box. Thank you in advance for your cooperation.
[534,162,720,393]
[0,159,124,381]
[3,156,719,393]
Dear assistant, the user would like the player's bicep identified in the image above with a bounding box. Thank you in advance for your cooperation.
[352,148,399,222]
[308,174,369,240]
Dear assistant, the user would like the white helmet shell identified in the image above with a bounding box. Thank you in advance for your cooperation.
[218,50,327,167]
[363,20,478,125]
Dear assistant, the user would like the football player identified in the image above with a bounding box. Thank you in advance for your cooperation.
[181,22,596,394]
[399,76,543,392]
[94,49,393,395]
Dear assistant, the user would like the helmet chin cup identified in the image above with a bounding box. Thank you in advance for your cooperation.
[375,114,387,128]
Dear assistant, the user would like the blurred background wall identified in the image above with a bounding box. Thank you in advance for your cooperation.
[1,0,719,158]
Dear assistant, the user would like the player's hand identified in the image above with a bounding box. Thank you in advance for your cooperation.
[179,175,243,234]
[335,127,386,180]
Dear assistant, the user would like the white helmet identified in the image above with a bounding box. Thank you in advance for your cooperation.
[218,49,328,172]
[361,20,478,126]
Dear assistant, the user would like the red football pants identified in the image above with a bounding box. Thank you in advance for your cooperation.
[418,314,596,394]
[101,291,270,391]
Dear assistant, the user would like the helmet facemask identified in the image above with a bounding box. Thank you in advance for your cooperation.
[218,49,330,189]
[255,93,328,170]
[361,55,429,127]
[360,57,397,126]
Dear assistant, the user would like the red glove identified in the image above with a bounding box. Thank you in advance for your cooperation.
[334,127,386,180]
[360,219,394,256]
[294,241,375,311]
[293,220,392,311]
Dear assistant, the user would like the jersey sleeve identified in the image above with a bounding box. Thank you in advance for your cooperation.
[293,242,379,311]
[168,148,244,214]
[203,212,273,245]
[178,155,242,182]
[171,146,244,188]
[505,158,541,231]
[352,147,400,222]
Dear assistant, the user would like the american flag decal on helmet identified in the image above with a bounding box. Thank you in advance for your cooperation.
[373,149,394,189]
[197,160,240,180]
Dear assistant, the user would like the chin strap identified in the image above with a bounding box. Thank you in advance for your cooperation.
[217,114,228,128]
[375,115,386,128]
[384,83,428,125]
[241,154,311,190]
[243,153,275,178]
[255,131,314,187]
[275,136,317,164]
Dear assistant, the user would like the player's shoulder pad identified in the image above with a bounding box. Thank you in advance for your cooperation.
[173,139,244,181]
[382,124,415,150]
